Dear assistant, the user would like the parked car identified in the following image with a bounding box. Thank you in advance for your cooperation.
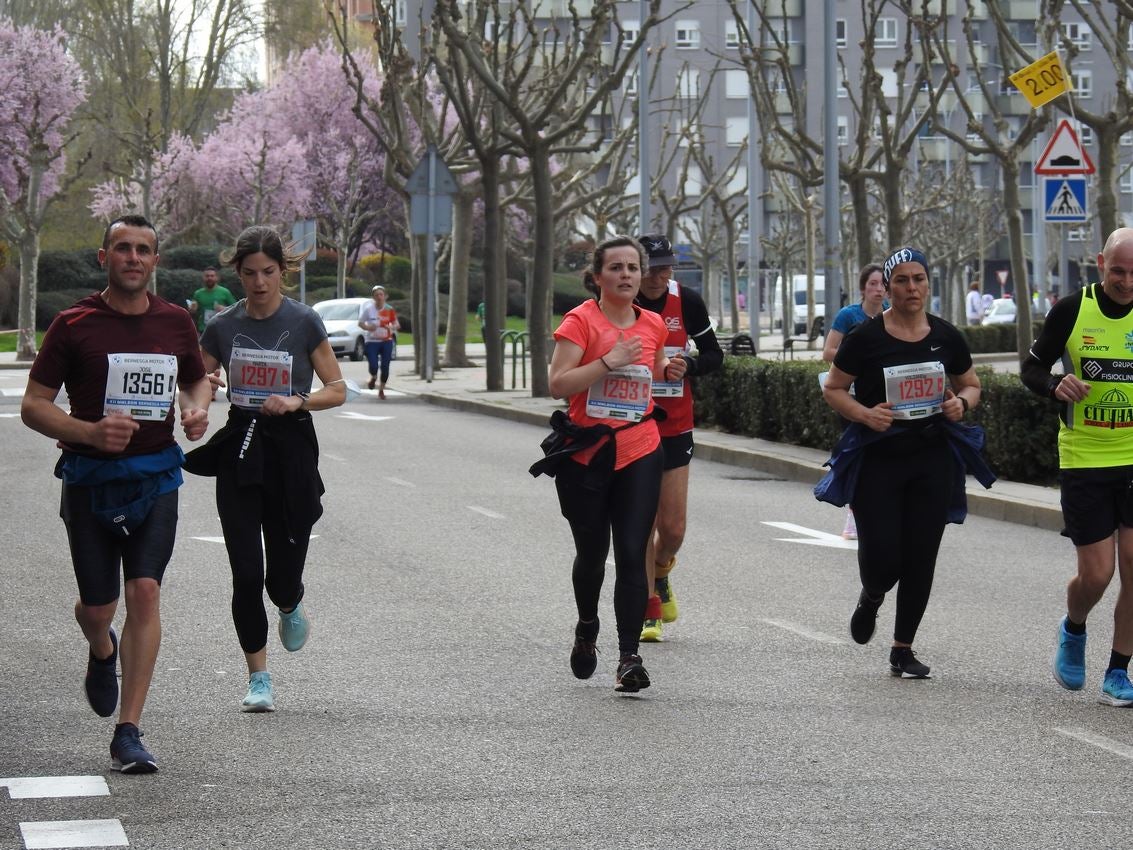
[982,296,1052,325]
[313,297,400,362]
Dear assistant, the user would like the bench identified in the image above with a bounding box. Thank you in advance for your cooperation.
[716,333,757,356]
[780,324,824,359]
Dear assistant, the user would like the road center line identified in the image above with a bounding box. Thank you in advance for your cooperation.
[759,617,846,646]
[468,505,504,519]
[1055,726,1133,761]
[385,477,415,487]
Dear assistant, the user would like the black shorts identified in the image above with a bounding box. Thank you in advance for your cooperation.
[1060,466,1133,546]
[60,484,179,606]
[660,433,694,471]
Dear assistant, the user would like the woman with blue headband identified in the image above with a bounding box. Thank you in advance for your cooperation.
[818,247,989,679]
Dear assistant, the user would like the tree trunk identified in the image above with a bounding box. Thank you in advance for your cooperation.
[849,175,873,269]
[335,227,348,300]
[725,223,740,333]
[410,233,424,376]
[883,161,905,250]
[528,141,555,398]
[16,234,39,362]
[1095,125,1119,244]
[443,189,476,368]
[480,156,504,391]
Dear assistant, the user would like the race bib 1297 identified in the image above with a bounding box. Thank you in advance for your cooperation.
[229,347,293,409]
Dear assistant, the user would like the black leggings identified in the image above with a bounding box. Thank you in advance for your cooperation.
[216,466,311,654]
[853,434,954,645]
[555,446,663,655]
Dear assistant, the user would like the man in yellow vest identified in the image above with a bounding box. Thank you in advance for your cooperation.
[1022,227,1133,706]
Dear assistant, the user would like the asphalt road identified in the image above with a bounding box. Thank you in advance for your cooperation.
[1,384,1130,849]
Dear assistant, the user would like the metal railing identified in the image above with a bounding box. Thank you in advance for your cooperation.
[500,330,529,389]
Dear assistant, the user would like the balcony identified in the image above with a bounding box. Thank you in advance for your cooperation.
[996,92,1033,115]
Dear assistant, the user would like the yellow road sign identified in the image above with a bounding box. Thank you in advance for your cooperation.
[1009,51,1070,108]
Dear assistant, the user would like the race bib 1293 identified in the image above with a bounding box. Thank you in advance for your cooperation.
[586,363,653,421]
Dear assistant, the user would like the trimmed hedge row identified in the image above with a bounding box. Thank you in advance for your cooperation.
[692,357,1061,487]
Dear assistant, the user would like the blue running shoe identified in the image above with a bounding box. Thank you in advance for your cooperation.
[110,724,157,774]
[1099,669,1133,707]
[1052,617,1087,691]
[241,671,275,712]
[278,602,311,652]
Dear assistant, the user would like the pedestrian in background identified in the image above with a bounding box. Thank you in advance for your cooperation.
[965,282,984,326]
[633,233,722,642]
[1022,227,1133,706]
[188,266,236,337]
[22,214,212,773]
[822,262,886,541]
[360,284,399,398]
[546,235,682,693]
[185,225,346,713]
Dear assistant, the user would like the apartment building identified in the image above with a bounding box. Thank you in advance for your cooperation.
[321,1,1131,290]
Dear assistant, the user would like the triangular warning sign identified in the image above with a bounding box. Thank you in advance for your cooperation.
[1035,119,1095,175]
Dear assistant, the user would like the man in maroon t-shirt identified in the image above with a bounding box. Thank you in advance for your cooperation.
[21,214,212,774]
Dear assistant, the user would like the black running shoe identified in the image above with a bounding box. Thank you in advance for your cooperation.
[614,654,650,693]
[570,634,598,679]
[850,589,884,645]
[85,628,119,717]
[110,723,158,774]
[889,647,931,679]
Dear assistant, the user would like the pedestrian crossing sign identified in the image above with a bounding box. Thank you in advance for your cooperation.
[1043,176,1088,223]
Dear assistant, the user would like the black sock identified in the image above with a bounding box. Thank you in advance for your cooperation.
[576,617,599,640]
[1065,617,1086,635]
[114,722,136,734]
[1107,651,1131,674]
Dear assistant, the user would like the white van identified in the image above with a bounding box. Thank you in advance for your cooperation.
[771,274,825,337]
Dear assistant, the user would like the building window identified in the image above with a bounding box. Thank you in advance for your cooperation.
[1122,132,1133,147]
[1073,70,1092,97]
[624,69,637,96]
[728,164,748,195]
[620,20,639,45]
[725,69,748,99]
[1121,169,1133,193]
[677,67,700,99]
[1080,126,1094,146]
[683,164,703,197]
[725,20,739,49]
[675,20,700,50]
[726,116,747,147]
[837,115,849,145]
[395,0,406,25]
[836,19,847,49]
[1061,21,1091,50]
[876,17,898,47]
[1068,226,1090,242]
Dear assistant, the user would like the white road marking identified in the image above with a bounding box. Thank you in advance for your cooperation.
[336,411,393,422]
[0,413,20,418]
[468,505,504,519]
[20,819,127,849]
[1,776,108,799]
[0,387,24,397]
[322,452,347,462]
[762,521,858,550]
[385,477,414,487]
[1055,726,1133,761]
[759,618,846,646]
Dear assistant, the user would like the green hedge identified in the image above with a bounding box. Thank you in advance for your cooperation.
[693,357,1061,486]
[958,321,1043,354]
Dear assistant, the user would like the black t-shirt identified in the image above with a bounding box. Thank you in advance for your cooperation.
[634,284,723,376]
[834,313,973,428]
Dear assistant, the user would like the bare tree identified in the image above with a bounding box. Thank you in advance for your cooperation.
[434,0,664,397]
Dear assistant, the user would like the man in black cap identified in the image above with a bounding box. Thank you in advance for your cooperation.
[634,234,723,641]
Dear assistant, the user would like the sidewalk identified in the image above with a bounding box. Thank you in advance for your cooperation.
[0,345,1062,532]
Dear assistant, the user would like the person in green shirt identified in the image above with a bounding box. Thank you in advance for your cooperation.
[188,267,236,336]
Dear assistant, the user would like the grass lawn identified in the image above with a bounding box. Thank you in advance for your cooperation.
[0,331,42,353]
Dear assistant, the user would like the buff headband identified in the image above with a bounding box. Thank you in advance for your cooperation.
[882,247,929,284]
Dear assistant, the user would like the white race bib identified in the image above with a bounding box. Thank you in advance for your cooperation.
[229,347,293,409]
[884,360,946,420]
[652,346,686,398]
[586,363,652,422]
[103,353,178,421]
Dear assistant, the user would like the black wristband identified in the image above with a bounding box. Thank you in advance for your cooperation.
[1048,376,1061,400]
[959,395,970,413]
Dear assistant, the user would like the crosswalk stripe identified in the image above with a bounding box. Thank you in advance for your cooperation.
[20,819,127,849]
[1,776,108,799]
